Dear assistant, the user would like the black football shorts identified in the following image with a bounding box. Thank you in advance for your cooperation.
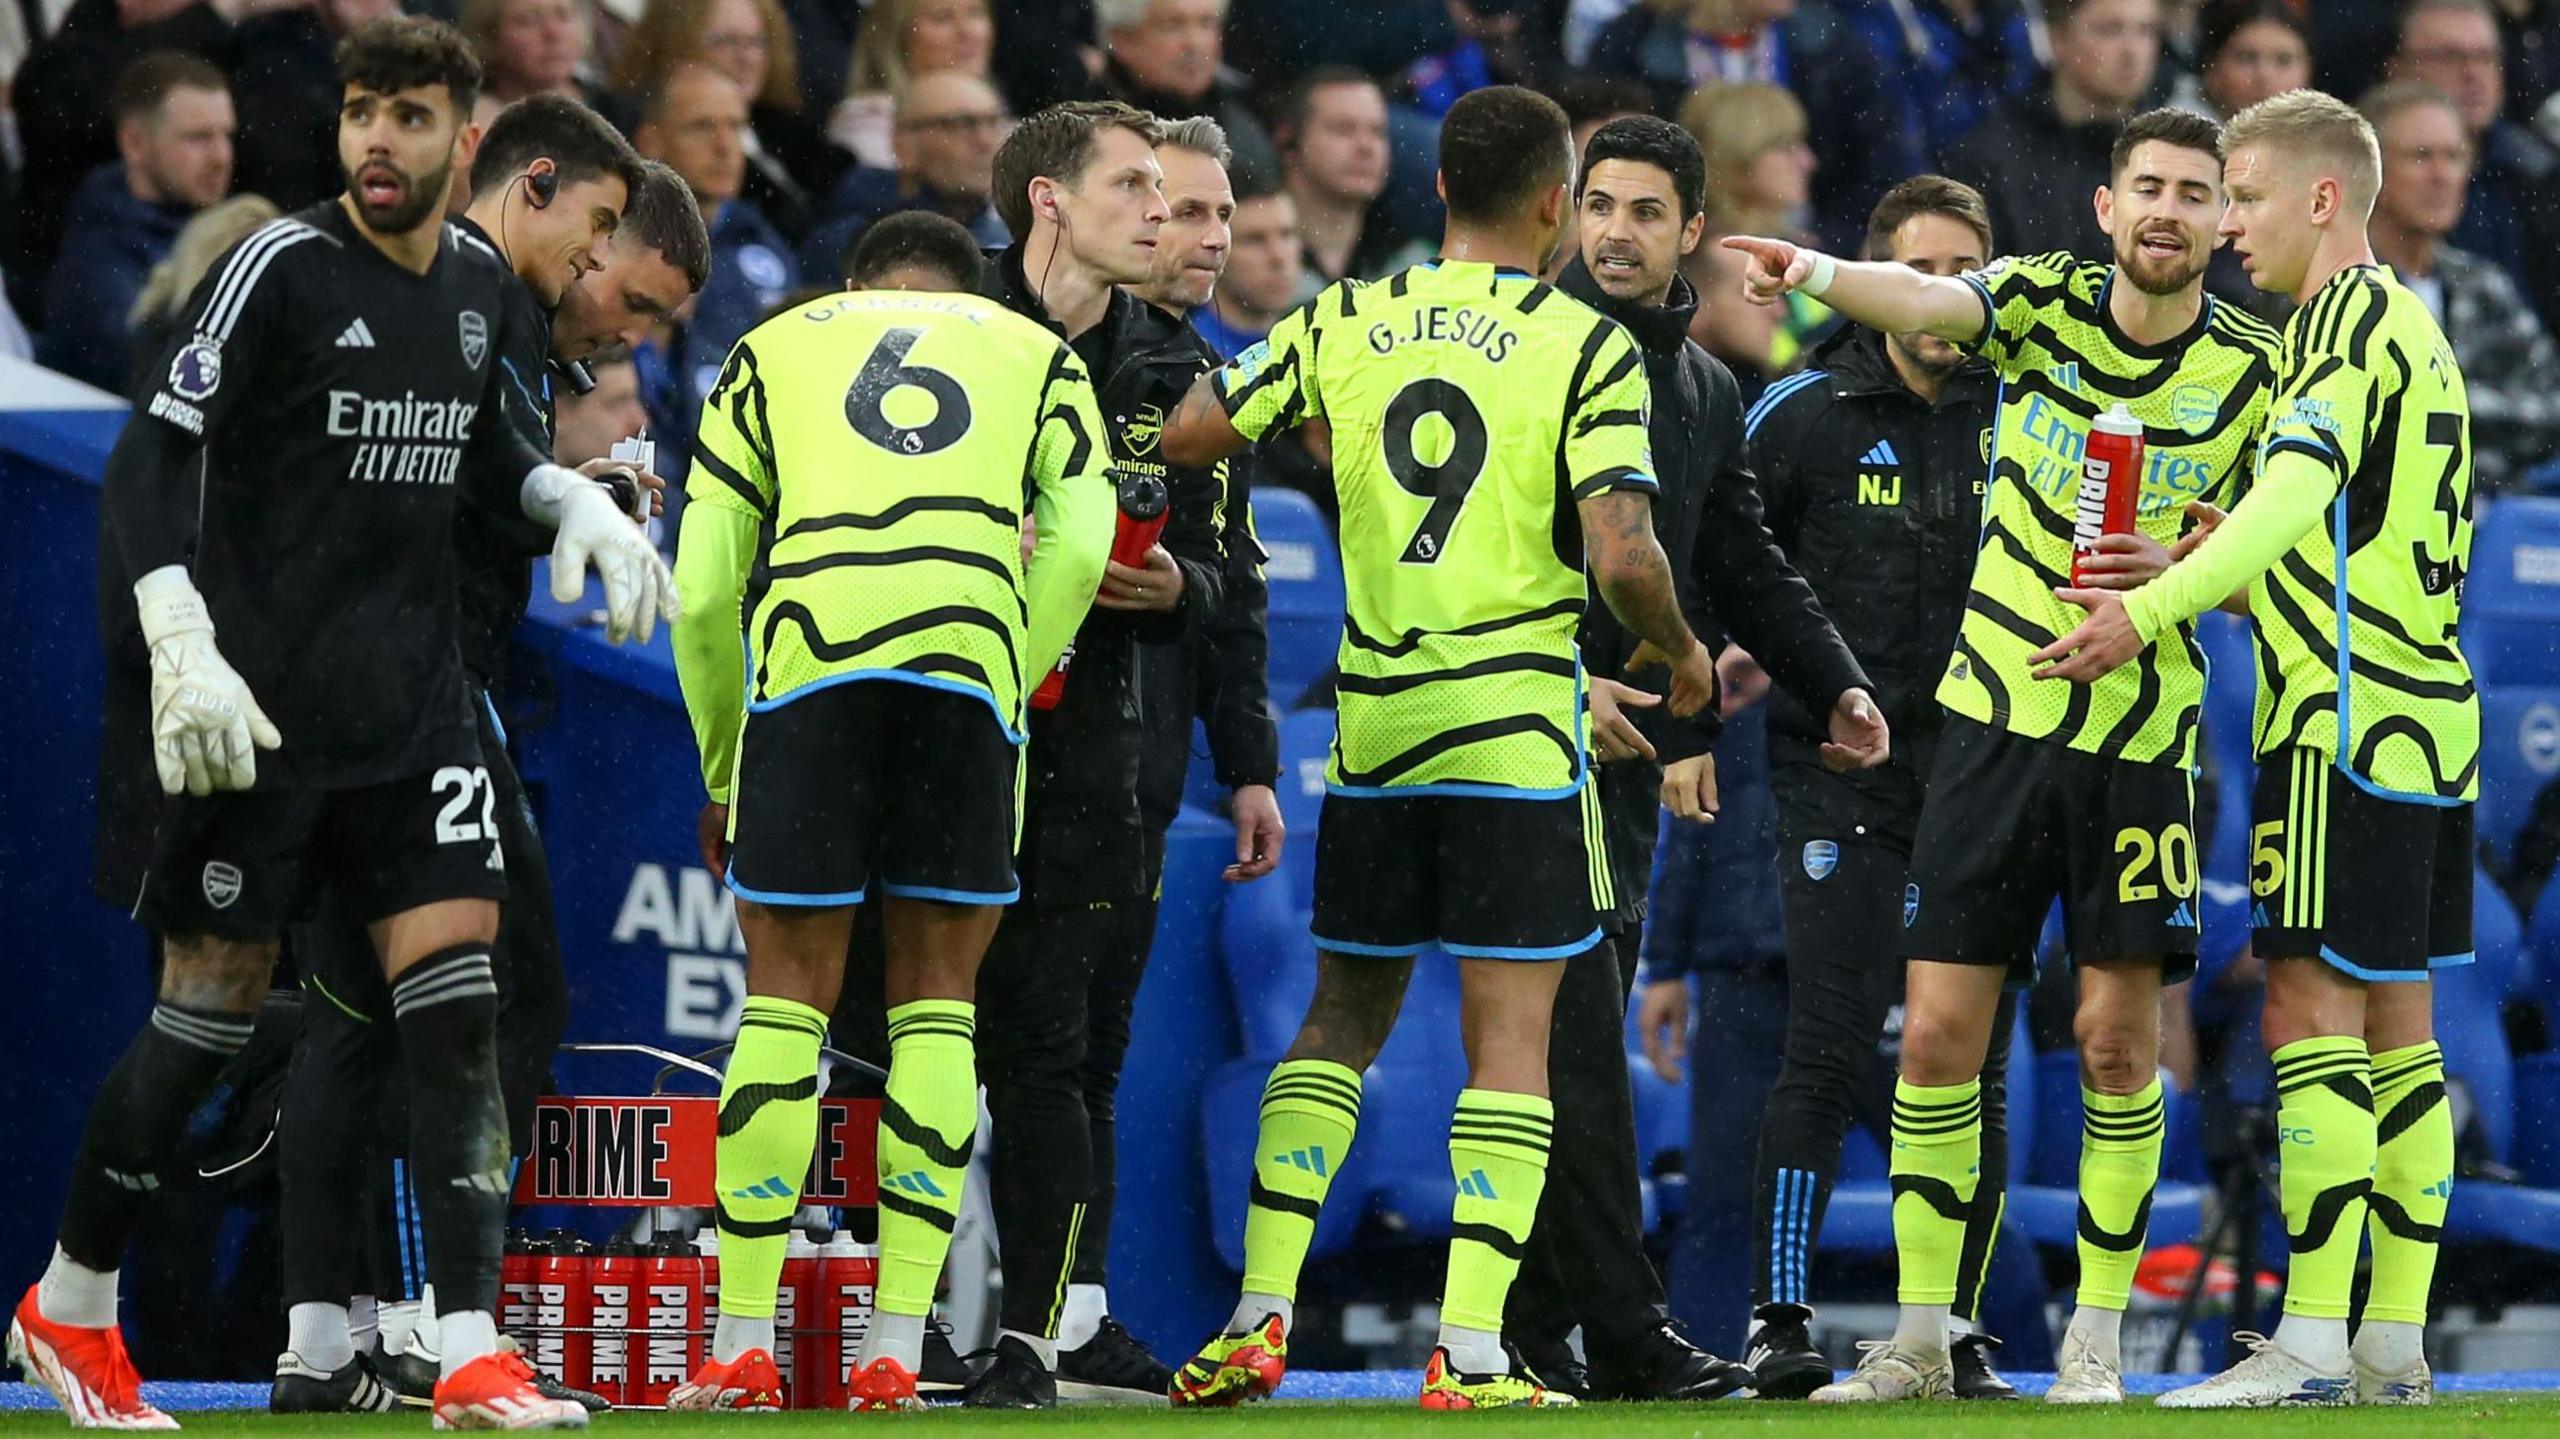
[1311,785,1606,960]
[2250,746,2474,981]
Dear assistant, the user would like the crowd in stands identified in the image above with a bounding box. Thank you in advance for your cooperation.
[10,0,2560,501]
[10,0,2560,1348]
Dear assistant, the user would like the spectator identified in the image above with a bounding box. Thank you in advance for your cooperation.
[553,355,650,466]
[228,0,401,213]
[2501,0,2560,135]
[1941,0,2166,258]
[1189,178,1297,357]
[1227,0,1459,77]
[797,69,1010,282]
[634,64,799,472]
[614,0,845,240]
[1554,71,1657,160]
[1585,0,1925,250]
[121,193,278,395]
[2362,79,2560,498]
[2389,0,2560,325]
[1682,82,1817,242]
[2175,0,2310,119]
[1682,83,1838,371]
[458,0,634,129]
[1850,0,2044,163]
[1275,66,1426,297]
[833,0,997,169]
[41,51,233,391]
[1094,0,1280,181]
[7,0,272,316]
[2175,0,2310,318]
[1403,0,1565,117]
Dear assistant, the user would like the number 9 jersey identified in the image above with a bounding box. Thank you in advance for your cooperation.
[1214,262,1658,797]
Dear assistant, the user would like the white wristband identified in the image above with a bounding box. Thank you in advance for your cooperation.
[133,564,213,647]
[1800,252,1839,299]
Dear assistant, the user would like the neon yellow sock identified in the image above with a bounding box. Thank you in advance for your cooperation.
[2075,1078,2165,1311]
[713,996,825,1319]
[875,1000,976,1318]
[1440,1089,1554,1333]
[1239,1060,1360,1303]
[1890,1078,1981,1307]
[2272,1036,2374,1320]
[2364,1041,2449,1325]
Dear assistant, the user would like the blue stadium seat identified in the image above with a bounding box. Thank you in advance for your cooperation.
[1251,487,1344,706]
[2477,686,2560,868]
[2463,497,2560,688]
[2438,881,2560,1251]
[2440,875,2522,1166]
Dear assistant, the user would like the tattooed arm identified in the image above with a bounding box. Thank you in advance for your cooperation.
[1159,371,1252,468]
[1580,489,1716,717]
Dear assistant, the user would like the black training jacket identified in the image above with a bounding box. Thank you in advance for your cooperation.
[1745,323,1997,789]
[982,245,1228,905]
[1130,306,1279,867]
[1556,258,1867,930]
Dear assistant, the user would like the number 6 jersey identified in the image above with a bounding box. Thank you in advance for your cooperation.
[1214,261,1657,798]
[680,289,1117,759]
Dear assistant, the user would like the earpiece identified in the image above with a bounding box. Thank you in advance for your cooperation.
[527,166,559,207]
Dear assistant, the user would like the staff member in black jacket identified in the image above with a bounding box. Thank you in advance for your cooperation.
[1714,176,2023,1401]
[965,100,1232,1410]
[1025,114,1286,1404]
[1500,115,1885,1403]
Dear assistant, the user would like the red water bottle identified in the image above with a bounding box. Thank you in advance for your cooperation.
[588,1240,638,1407]
[633,1233,703,1407]
[2072,404,2147,587]
[818,1234,880,1400]
[499,1231,539,1347]
[1029,473,1172,711]
[534,1233,594,1393]
[795,1231,846,1410]
[774,1231,817,1405]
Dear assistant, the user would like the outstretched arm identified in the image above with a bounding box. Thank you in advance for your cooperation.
[1160,371,1250,468]
[1720,234,1987,344]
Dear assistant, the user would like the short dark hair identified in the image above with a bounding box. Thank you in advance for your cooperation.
[2197,0,2312,71]
[337,16,483,116]
[1439,84,1572,226]
[620,159,711,292]
[2110,106,2225,179]
[1272,64,1379,151]
[469,95,643,204]
[111,50,227,128]
[1864,174,1995,260]
[1580,114,1705,222]
[990,100,1162,239]
[848,211,986,290]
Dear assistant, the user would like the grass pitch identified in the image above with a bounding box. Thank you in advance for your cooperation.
[3,1395,2558,1438]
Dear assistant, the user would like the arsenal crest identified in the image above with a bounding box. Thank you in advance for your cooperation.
[459,310,490,369]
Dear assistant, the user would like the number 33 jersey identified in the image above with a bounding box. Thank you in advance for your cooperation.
[2253,265,2477,801]
[1214,261,1658,797]
[687,289,1113,733]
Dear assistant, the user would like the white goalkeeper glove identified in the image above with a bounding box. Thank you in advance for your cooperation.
[523,463,682,644]
[134,565,282,796]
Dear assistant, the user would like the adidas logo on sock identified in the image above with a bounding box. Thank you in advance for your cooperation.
[1860,440,1900,466]
[887,1170,947,1198]
[1456,1168,1499,1200]
[729,1175,794,1200]
[336,318,378,348]
[1270,1147,1327,1176]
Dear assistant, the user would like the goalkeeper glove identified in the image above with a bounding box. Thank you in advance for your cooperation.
[522,463,682,644]
[134,565,282,796]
